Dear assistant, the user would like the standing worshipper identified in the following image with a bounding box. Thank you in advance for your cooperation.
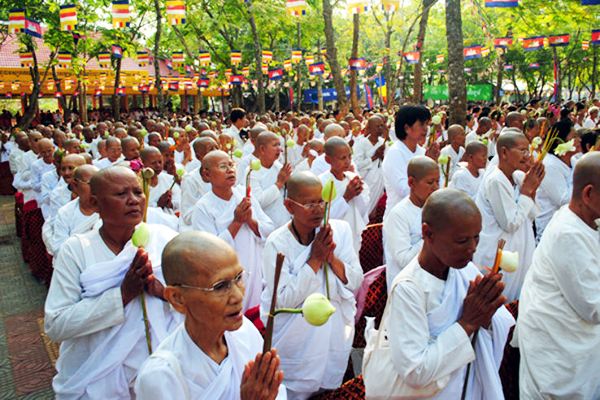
[225,108,247,150]
[474,132,545,301]
[439,124,466,182]
[449,141,488,199]
[44,166,182,398]
[260,171,363,400]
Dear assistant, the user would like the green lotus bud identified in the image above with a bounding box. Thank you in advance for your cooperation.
[139,129,148,136]
[172,131,180,139]
[438,154,449,165]
[431,115,442,125]
[132,222,150,248]
[81,143,90,149]
[143,167,155,180]
[302,293,336,326]
[185,125,192,132]
[233,148,243,158]
[211,121,217,127]
[176,168,186,177]
[233,140,239,146]
[286,139,295,148]
[225,142,232,150]
[321,178,337,202]
[251,159,262,171]
[499,250,519,273]
[481,138,489,146]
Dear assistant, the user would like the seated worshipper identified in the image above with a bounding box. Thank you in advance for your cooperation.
[294,139,324,173]
[439,124,466,183]
[140,147,181,215]
[515,152,600,400]
[192,151,274,312]
[260,171,363,400]
[121,136,141,161]
[382,105,439,218]
[94,137,124,169]
[384,156,439,291]
[172,130,193,167]
[449,141,488,199]
[474,132,545,302]
[134,231,286,400]
[31,138,57,205]
[535,119,579,241]
[236,125,267,185]
[319,137,370,252]
[50,165,100,256]
[179,137,219,231]
[353,115,387,213]
[249,131,292,228]
[310,124,357,177]
[44,166,182,399]
[382,188,514,400]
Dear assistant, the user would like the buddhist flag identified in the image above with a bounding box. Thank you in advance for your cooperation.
[349,58,366,70]
[9,9,25,34]
[98,52,111,67]
[54,92,62,98]
[494,37,513,48]
[58,52,72,68]
[262,64,269,75]
[94,89,102,97]
[112,44,123,58]
[242,66,250,76]
[283,58,292,71]
[320,47,327,56]
[403,52,420,64]
[166,0,186,25]
[463,45,482,60]
[504,64,514,70]
[262,50,273,64]
[269,68,283,80]
[485,0,518,6]
[376,63,383,73]
[59,4,77,31]
[529,63,539,68]
[197,75,209,88]
[436,54,444,63]
[231,50,242,66]
[225,69,232,79]
[582,40,590,50]
[230,74,244,85]
[112,1,131,28]
[305,55,314,65]
[292,49,302,63]
[286,0,306,16]
[199,51,211,66]
[309,62,325,75]
[481,47,490,57]
[381,0,400,11]
[172,51,184,66]
[522,36,545,51]
[19,52,33,68]
[348,0,368,13]
[592,30,600,45]
[24,18,42,38]
[137,51,150,66]
[549,34,570,47]
[209,71,217,80]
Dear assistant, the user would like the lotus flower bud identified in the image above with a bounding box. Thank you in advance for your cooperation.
[251,159,262,171]
[211,121,217,127]
[233,148,243,158]
[438,154,449,165]
[139,129,148,136]
[185,125,192,132]
[531,136,542,149]
[176,168,186,177]
[302,293,336,326]
[431,115,442,125]
[172,131,180,139]
[286,139,295,148]
[481,139,489,146]
[499,250,519,273]
[521,109,527,115]
[233,140,239,146]
[321,178,337,202]
[142,167,155,180]
[132,222,150,248]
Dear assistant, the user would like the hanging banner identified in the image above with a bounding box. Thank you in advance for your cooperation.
[582,40,590,50]
[494,37,513,49]
[242,66,250,76]
[529,63,540,68]
[262,50,273,64]
[349,58,366,70]
[592,30,600,45]
[9,9,25,34]
[381,0,400,11]
[549,34,570,47]
[166,0,186,25]
[582,0,600,4]
[292,49,302,63]
[19,52,33,68]
[309,62,325,75]
[172,51,185,66]
[503,65,514,70]
[137,51,150,66]
[112,1,131,28]
[230,74,244,85]
[197,76,209,88]
[58,52,72,69]
[424,85,492,101]
[364,84,373,108]
[464,67,472,73]
[60,4,77,31]
[231,50,242,66]
[485,0,518,6]
[24,18,42,38]
[463,45,482,60]
[436,54,444,63]
[283,59,292,71]
[98,52,111,67]
[522,36,545,51]
[286,0,306,16]
[347,0,368,13]
[112,44,123,58]
[481,47,490,57]
[403,52,420,64]
[269,68,283,80]
[305,55,314,65]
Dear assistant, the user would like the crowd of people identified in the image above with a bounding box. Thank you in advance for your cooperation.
[3,97,600,399]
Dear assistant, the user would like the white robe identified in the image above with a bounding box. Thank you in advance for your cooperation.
[260,220,363,398]
[44,224,182,399]
[93,156,124,170]
[31,158,56,205]
[352,137,386,213]
[192,185,274,312]
[385,260,514,400]
[383,196,423,291]
[236,153,258,185]
[439,145,465,186]
[319,171,370,253]
[41,169,60,220]
[50,198,99,256]
[179,167,211,232]
[13,150,38,203]
[134,319,286,399]
[515,206,600,400]
[449,167,484,199]
[148,171,181,214]
[249,160,290,229]
[287,143,305,168]
[474,168,538,302]
[9,146,24,175]
[534,154,572,241]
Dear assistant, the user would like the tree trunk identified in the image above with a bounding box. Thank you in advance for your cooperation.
[384,23,395,109]
[592,46,597,98]
[52,66,70,122]
[317,38,324,111]
[296,22,302,112]
[113,57,122,120]
[552,47,561,102]
[322,0,348,113]
[445,0,467,126]
[19,42,42,129]
[494,50,506,103]
[78,80,88,123]
[275,81,280,112]
[412,0,436,104]
[247,2,265,114]
[154,0,166,117]
[349,14,360,114]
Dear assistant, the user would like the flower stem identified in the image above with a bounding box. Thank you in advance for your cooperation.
[141,291,152,354]
[270,308,303,316]
[460,328,480,400]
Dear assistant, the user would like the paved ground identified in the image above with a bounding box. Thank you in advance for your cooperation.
[0,195,55,399]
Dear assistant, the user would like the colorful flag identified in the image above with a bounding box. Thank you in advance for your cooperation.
[403,52,420,64]
[375,75,386,104]
[321,47,327,56]
[136,51,149,67]
[348,0,368,13]
[94,89,102,97]
[269,68,283,80]
[283,58,292,71]
[381,0,400,11]
[485,0,518,6]
[166,59,173,70]
[436,54,444,63]
[364,84,373,108]
[168,81,179,92]
[24,18,42,38]
[376,63,383,73]
[112,1,131,28]
[231,50,242,66]
[58,52,72,69]
[463,45,482,60]
[98,52,111,67]
[19,52,33,68]
[242,66,250,76]
[582,0,600,4]
[592,30,600,45]
[166,0,186,25]
[172,51,184,66]
[54,92,63,98]
[8,9,25,34]
[438,69,446,74]
[292,49,302,63]
[262,50,273,64]
[230,74,244,85]
[549,34,570,47]
[504,64,514,70]
[286,0,306,16]
[309,62,325,75]
[349,58,366,70]
[522,36,545,51]
[59,4,77,31]
[582,40,590,50]
[199,51,211,66]
[494,37,513,48]
[197,75,209,88]
[185,64,193,74]
[529,62,539,68]
[262,64,269,75]
[225,69,232,79]
[209,71,217,80]
[481,47,490,57]
[305,55,314,65]
[464,67,472,73]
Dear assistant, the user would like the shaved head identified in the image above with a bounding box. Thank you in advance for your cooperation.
[287,171,322,201]
[447,124,465,140]
[193,137,218,154]
[323,123,345,139]
[199,130,219,143]
[140,146,161,162]
[201,150,229,170]
[496,131,527,154]
[324,136,349,156]
[465,141,488,157]
[506,111,524,129]
[407,156,439,181]
[422,188,481,231]
[572,152,600,200]
[256,131,279,149]
[74,164,99,182]
[89,166,135,196]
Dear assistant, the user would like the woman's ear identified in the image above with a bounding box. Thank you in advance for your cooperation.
[164,286,189,315]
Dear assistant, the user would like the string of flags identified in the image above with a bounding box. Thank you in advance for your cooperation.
[59,4,77,31]
[19,52,33,68]
[112,0,131,28]
[286,0,306,16]
[166,0,185,25]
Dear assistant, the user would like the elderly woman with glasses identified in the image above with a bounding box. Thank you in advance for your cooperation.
[135,231,286,400]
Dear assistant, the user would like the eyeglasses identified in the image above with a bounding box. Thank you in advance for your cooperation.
[288,198,326,211]
[173,270,249,296]
[215,163,237,172]
[512,148,530,156]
